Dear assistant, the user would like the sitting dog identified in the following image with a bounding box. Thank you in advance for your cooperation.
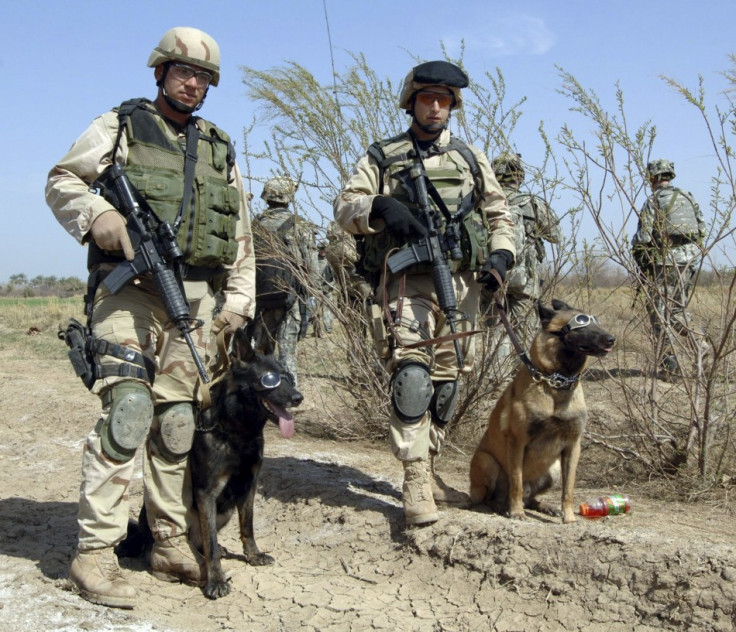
[190,326,303,599]
[469,300,615,523]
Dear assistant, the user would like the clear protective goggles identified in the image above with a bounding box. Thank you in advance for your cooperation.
[168,62,213,87]
[565,313,600,331]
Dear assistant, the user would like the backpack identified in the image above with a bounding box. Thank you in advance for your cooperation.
[253,215,304,311]
[503,202,529,292]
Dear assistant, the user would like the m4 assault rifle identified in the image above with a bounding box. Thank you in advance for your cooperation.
[386,163,466,368]
[95,164,210,383]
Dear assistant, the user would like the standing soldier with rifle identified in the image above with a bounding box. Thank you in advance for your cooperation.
[334,61,515,526]
[46,27,255,608]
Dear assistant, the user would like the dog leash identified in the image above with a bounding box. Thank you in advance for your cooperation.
[380,249,482,352]
[489,272,580,391]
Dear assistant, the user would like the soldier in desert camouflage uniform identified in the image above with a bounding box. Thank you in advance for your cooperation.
[632,159,706,377]
[252,176,318,387]
[334,61,515,526]
[46,27,255,609]
[485,152,561,359]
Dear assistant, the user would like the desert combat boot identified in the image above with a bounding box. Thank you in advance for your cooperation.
[402,459,439,526]
[69,547,136,609]
[150,534,203,585]
[429,453,470,506]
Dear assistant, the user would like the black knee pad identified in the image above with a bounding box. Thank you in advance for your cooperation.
[430,380,459,427]
[391,360,433,424]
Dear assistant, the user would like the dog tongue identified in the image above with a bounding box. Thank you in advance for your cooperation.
[279,412,295,439]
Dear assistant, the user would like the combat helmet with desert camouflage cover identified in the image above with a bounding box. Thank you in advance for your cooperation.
[148,26,221,86]
[398,61,469,112]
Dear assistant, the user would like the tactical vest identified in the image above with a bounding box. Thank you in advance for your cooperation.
[114,99,240,267]
[652,186,701,241]
[358,132,487,278]
[503,190,530,292]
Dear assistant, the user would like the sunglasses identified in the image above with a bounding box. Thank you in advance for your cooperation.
[415,91,454,108]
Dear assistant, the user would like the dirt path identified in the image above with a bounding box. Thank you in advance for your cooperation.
[1,347,735,631]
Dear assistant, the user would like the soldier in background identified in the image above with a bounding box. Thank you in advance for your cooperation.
[632,159,706,378]
[484,152,561,358]
[252,176,318,387]
[312,240,336,336]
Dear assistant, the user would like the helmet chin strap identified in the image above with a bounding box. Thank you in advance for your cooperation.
[411,111,451,137]
[162,87,206,113]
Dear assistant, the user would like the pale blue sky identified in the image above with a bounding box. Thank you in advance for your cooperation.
[1,0,734,281]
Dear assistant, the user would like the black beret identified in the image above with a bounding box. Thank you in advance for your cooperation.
[412,61,469,88]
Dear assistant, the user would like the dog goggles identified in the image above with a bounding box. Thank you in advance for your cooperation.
[254,371,281,391]
[558,313,599,336]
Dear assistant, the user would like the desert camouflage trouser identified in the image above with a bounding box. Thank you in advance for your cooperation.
[77,277,214,551]
[380,271,480,462]
[258,299,302,387]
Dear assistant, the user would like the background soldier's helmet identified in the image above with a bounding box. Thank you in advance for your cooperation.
[646,159,676,181]
[492,152,525,184]
[260,176,297,205]
[147,26,221,87]
[398,61,469,112]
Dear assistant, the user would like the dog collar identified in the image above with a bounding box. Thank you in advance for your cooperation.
[520,351,580,390]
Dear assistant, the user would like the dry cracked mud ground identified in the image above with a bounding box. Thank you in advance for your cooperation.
[1,337,735,631]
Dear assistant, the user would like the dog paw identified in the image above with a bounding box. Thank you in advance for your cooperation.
[246,552,275,566]
[508,510,527,521]
[203,578,232,600]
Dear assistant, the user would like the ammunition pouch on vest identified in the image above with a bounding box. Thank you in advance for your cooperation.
[102,99,239,269]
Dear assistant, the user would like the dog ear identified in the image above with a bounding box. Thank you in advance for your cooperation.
[551,298,572,312]
[538,301,556,325]
[231,327,255,363]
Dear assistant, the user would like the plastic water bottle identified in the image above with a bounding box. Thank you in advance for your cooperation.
[579,494,631,518]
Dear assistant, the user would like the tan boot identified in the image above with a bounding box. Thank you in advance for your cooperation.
[150,535,203,585]
[402,460,439,526]
[69,548,136,609]
[430,454,470,507]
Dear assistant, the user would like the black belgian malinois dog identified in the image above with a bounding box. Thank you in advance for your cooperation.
[190,326,302,599]
[469,300,615,524]
[118,327,302,600]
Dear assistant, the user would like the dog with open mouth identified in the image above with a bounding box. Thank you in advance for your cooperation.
[189,326,302,599]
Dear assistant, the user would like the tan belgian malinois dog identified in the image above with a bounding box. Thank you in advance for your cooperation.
[469,299,616,523]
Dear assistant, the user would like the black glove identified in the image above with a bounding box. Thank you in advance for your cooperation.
[371,196,428,239]
[477,250,513,291]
